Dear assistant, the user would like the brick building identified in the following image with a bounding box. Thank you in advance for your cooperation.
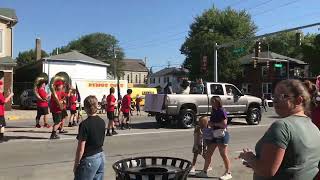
[120,59,149,86]
[237,51,309,99]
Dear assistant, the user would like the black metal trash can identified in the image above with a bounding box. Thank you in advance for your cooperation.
[113,156,192,180]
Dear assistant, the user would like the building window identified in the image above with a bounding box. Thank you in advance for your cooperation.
[164,76,167,83]
[262,83,272,97]
[241,83,251,94]
[127,74,130,83]
[158,77,160,84]
[0,29,3,54]
[144,75,146,83]
[261,66,268,77]
[139,74,141,84]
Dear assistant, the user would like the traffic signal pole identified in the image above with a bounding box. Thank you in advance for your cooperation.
[213,42,218,82]
[212,22,320,81]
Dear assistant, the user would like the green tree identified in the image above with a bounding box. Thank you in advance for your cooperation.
[180,7,257,82]
[301,34,320,76]
[16,49,48,67]
[52,32,125,78]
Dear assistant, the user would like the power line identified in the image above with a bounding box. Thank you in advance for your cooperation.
[121,0,303,52]
[256,11,320,34]
[252,0,300,17]
[246,0,274,11]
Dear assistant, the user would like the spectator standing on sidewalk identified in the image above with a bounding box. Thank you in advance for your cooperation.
[121,89,133,130]
[101,95,107,114]
[0,72,14,142]
[135,94,142,116]
[35,81,51,128]
[106,87,118,136]
[239,79,320,180]
[196,96,232,179]
[261,95,269,112]
[74,95,106,180]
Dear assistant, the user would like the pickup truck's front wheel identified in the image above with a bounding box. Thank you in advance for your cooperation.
[179,109,195,129]
[246,108,261,125]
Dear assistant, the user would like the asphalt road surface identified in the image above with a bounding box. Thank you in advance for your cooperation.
[0,108,278,180]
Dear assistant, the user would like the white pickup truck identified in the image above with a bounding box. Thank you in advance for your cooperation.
[145,82,262,128]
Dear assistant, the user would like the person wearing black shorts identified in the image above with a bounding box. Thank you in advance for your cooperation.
[68,89,78,127]
[35,82,50,128]
[106,87,118,136]
[120,89,133,130]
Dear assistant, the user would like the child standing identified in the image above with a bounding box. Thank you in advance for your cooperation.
[0,72,14,142]
[190,116,212,174]
[68,89,77,127]
[135,95,142,116]
[74,95,106,179]
[35,81,51,128]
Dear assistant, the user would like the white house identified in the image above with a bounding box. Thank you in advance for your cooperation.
[148,67,189,92]
[42,50,109,81]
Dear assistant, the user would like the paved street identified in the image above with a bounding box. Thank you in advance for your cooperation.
[0,108,278,180]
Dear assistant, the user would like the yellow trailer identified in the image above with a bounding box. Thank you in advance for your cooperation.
[130,87,157,106]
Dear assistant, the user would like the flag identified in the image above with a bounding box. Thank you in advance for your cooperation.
[75,83,81,102]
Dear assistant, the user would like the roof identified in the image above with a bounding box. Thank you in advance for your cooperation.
[0,8,18,23]
[44,51,109,66]
[239,51,307,65]
[0,56,16,66]
[151,67,189,77]
[122,59,148,72]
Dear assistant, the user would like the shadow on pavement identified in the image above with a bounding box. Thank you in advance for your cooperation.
[268,115,281,119]
[1,135,48,142]
[9,130,51,134]
[229,121,248,126]
[130,122,159,129]
[188,174,218,179]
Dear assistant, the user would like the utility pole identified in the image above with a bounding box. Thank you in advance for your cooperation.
[213,42,218,82]
[113,44,117,80]
[167,61,171,68]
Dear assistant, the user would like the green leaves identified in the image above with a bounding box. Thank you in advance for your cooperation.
[51,32,125,77]
[16,49,48,67]
[180,7,256,82]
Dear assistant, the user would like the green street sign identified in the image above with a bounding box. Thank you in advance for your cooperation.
[233,47,244,54]
[274,63,283,68]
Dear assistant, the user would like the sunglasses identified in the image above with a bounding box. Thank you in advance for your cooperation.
[273,94,295,103]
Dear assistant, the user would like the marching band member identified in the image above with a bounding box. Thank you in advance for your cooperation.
[0,72,14,142]
[50,80,68,139]
[35,81,51,128]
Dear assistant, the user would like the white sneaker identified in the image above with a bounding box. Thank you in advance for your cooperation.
[207,166,213,172]
[220,172,232,180]
[189,167,196,174]
[195,171,208,178]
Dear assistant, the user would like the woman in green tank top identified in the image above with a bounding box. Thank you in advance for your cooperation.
[239,79,320,180]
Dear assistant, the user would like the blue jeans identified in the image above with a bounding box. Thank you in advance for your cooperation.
[74,152,105,180]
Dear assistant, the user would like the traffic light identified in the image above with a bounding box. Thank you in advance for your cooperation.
[266,61,270,69]
[255,41,261,57]
[296,32,301,46]
[201,56,208,74]
[253,59,257,68]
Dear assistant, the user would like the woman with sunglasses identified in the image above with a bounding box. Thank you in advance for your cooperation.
[239,79,320,180]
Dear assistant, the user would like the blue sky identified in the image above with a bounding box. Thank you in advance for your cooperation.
[1,0,319,72]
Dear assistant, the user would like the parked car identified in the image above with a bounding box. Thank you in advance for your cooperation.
[20,89,37,109]
[145,82,262,128]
